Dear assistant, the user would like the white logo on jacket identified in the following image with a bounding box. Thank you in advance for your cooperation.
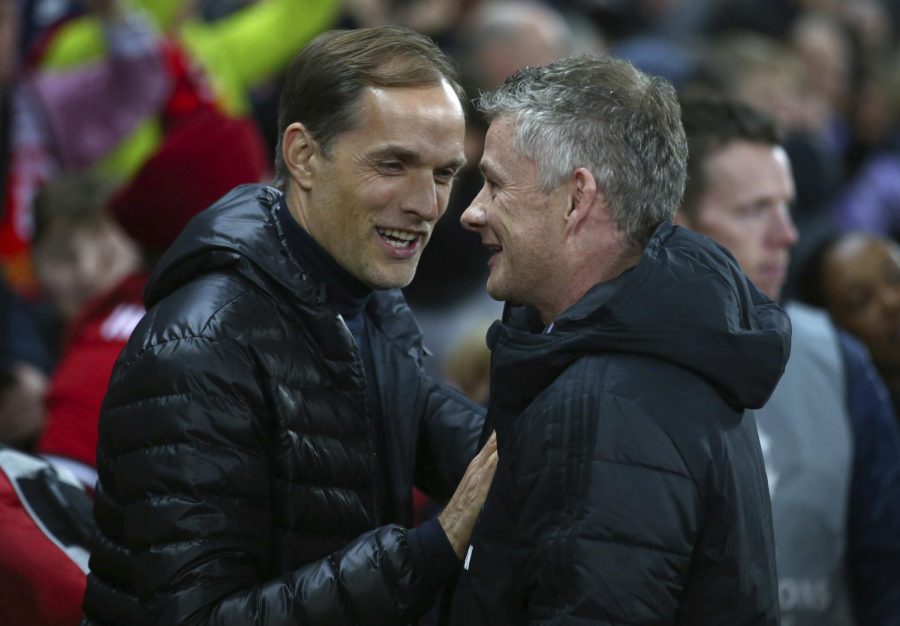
[99,304,145,341]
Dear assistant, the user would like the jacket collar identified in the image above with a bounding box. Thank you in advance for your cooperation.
[488,220,791,413]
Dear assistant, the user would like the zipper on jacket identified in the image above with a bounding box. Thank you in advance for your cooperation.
[336,313,385,524]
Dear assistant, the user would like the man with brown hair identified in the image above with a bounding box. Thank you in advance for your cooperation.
[83,27,493,625]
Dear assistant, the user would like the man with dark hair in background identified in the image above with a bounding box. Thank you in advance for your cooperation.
[677,96,900,626]
[450,56,789,625]
[83,26,493,625]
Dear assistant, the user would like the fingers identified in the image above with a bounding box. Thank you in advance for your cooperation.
[469,430,497,468]
[474,448,498,499]
[438,432,499,558]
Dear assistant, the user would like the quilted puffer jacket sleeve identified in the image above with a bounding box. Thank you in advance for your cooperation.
[99,332,430,625]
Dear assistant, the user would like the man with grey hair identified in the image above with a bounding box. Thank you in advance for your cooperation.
[449,56,790,625]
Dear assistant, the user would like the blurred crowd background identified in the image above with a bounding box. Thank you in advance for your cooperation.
[1,1,900,624]
[2,0,900,449]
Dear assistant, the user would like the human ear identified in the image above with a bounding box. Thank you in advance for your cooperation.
[282,123,319,191]
[565,167,599,235]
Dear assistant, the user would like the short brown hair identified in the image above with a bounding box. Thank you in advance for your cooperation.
[31,173,118,249]
[679,96,784,222]
[274,26,466,186]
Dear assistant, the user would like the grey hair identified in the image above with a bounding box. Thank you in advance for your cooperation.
[477,55,688,249]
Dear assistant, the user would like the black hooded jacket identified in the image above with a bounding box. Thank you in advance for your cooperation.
[81,185,483,625]
[450,222,790,625]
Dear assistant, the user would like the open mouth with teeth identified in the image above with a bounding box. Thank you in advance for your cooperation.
[377,227,419,250]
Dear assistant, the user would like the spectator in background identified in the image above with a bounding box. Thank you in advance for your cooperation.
[700,31,852,300]
[34,0,339,182]
[789,11,853,139]
[0,0,170,292]
[83,26,491,625]
[17,172,138,458]
[829,50,900,240]
[451,56,788,625]
[0,275,50,447]
[340,0,469,38]
[0,92,268,626]
[29,175,141,327]
[710,33,844,220]
[3,0,340,291]
[0,444,95,626]
[801,231,900,418]
[32,110,269,487]
[677,96,900,626]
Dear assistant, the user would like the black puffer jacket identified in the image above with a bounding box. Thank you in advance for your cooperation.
[450,222,790,625]
[82,185,483,625]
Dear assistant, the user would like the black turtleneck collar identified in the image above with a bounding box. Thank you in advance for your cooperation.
[275,197,373,320]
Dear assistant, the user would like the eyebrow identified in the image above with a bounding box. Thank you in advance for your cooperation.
[370,146,467,172]
[479,159,500,180]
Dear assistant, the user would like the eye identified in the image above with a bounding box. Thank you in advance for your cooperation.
[434,168,456,185]
[379,161,404,174]
[735,201,768,219]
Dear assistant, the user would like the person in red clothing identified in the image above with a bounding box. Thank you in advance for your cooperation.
[0,445,94,626]
[26,172,142,483]
[34,273,146,485]
[34,110,269,484]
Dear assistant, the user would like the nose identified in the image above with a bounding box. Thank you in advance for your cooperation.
[460,190,488,233]
[768,205,798,249]
[404,174,441,222]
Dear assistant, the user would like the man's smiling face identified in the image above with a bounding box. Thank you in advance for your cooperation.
[461,114,569,311]
[303,81,466,289]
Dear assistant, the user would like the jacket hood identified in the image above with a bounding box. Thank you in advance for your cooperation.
[146,184,311,308]
[489,221,791,411]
